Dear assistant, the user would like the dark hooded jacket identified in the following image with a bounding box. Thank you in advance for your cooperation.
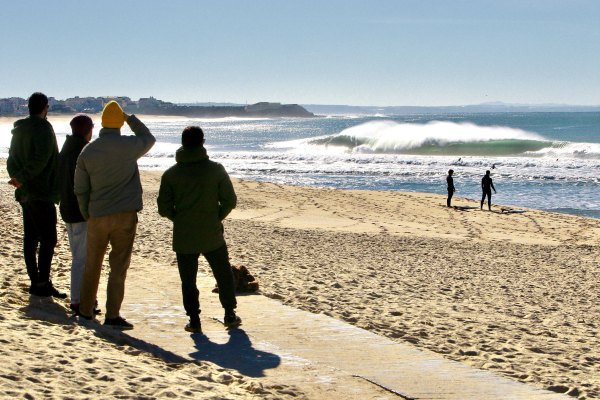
[7,116,59,203]
[58,134,88,223]
[157,146,237,254]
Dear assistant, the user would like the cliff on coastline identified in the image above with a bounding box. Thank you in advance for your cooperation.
[0,96,315,118]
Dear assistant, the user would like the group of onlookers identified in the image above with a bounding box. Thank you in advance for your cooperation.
[7,92,241,333]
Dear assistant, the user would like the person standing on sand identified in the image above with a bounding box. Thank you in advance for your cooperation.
[480,170,497,211]
[6,92,66,299]
[74,101,155,329]
[446,169,455,207]
[58,114,100,315]
[157,126,241,333]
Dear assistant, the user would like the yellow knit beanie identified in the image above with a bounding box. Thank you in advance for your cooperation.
[101,101,125,128]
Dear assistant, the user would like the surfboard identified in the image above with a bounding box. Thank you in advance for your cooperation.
[501,207,527,214]
[453,206,478,210]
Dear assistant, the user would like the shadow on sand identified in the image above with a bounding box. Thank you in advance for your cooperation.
[22,295,281,378]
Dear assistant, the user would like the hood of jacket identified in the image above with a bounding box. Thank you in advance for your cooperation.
[12,115,47,133]
[98,127,122,138]
[175,146,209,163]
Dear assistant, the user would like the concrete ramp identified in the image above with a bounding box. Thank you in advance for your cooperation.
[120,264,568,400]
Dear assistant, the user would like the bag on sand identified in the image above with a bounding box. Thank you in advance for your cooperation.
[212,264,259,293]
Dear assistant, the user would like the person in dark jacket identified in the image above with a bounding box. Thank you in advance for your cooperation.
[157,126,240,333]
[6,92,66,298]
[480,170,497,211]
[58,114,94,313]
[446,169,455,207]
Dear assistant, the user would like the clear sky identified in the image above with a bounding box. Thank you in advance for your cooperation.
[1,0,599,106]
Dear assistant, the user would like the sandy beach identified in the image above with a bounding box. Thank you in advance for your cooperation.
[1,159,599,399]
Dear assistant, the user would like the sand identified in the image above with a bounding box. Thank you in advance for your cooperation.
[1,159,599,399]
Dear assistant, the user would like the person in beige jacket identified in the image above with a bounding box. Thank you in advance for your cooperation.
[74,101,155,329]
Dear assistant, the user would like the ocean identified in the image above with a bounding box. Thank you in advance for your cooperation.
[1,112,599,219]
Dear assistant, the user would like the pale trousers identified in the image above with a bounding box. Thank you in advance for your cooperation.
[79,211,137,319]
[65,221,87,304]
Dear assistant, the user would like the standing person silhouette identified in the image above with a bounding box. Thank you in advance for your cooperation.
[446,169,455,207]
[480,170,497,211]
[158,126,241,333]
[7,92,66,298]
[74,101,155,329]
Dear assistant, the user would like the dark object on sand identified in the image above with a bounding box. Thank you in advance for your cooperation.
[213,265,259,293]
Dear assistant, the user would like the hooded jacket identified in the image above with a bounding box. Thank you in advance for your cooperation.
[57,134,88,223]
[7,116,59,203]
[157,146,237,254]
[74,115,155,219]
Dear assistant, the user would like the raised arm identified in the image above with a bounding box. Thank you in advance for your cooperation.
[125,114,156,158]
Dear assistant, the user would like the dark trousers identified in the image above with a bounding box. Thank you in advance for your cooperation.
[176,244,237,319]
[481,189,492,209]
[20,200,57,285]
[447,189,454,207]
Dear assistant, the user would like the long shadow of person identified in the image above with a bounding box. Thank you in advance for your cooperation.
[188,328,280,378]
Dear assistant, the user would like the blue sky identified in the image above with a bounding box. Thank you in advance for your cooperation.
[1,0,599,106]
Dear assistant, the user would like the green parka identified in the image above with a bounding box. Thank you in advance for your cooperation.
[157,146,237,254]
[7,116,59,203]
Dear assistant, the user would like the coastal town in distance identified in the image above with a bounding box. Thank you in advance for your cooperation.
[0,96,315,118]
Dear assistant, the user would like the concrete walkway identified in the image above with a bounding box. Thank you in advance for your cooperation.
[115,261,568,400]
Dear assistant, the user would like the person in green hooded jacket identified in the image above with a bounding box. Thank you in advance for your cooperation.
[7,92,66,298]
[157,126,240,333]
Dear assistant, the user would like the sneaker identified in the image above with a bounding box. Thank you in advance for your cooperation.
[184,322,202,333]
[36,281,67,299]
[75,309,94,321]
[224,313,242,327]
[104,316,134,330]
[49,285,67,299]
[71,304,101,319]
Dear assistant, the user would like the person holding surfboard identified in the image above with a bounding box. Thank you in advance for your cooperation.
[480,170,497,211]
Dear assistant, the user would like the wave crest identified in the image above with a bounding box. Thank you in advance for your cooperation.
[310,120,551,156]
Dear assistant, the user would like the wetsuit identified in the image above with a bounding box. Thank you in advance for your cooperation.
[481,175,495,210]
[446,175,455,207]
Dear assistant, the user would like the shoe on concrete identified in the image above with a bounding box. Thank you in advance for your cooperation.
[224,313,242,327]
[104,316,134,330]
[184,322,202,333]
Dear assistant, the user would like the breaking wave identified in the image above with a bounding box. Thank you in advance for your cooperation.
[308,120,555,156]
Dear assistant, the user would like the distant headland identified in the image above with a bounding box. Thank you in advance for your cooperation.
[0,96,315,118]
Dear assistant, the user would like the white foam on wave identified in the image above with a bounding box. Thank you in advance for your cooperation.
[526,141,600,159]
[326,120,545,152]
